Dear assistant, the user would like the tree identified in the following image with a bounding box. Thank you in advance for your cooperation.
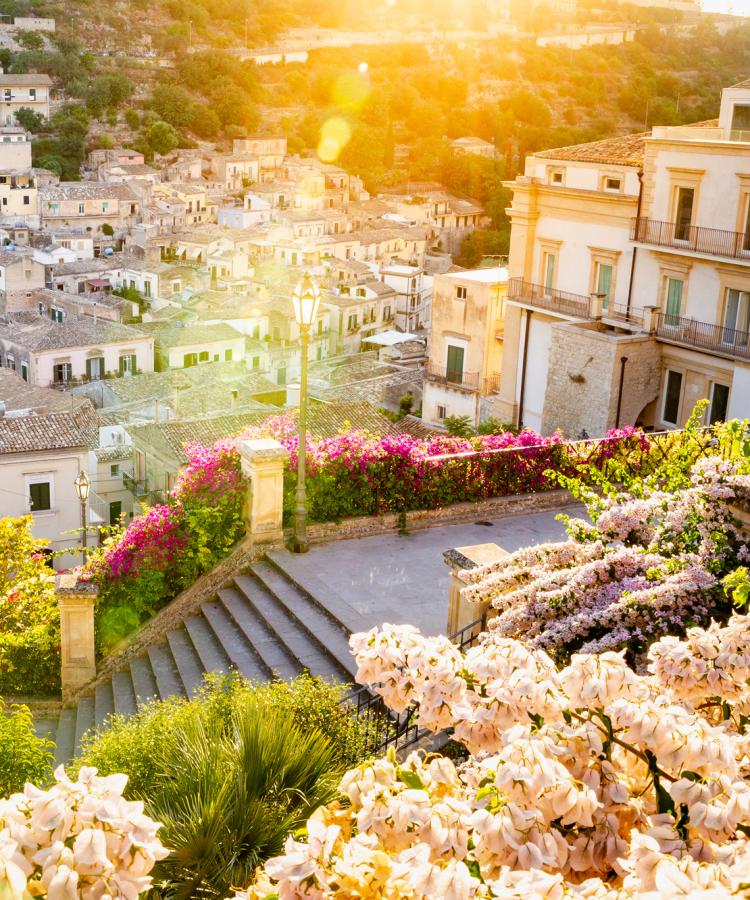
[124,108,140,130]
[443,415,474,437]
[16,30,44,51]
[14,106,45,133]
[144,120,178,156]
[148,83,197,129]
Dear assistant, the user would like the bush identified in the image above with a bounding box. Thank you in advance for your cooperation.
[0,517,59,696]
[0,701,54,794]
[74,673,373,897]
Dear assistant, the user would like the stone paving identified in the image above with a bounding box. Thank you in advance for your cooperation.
[271,504,581,636]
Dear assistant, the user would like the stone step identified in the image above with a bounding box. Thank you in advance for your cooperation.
[94,682,115,730]
[33,716,58,746]
[166,627,206,697]
[184,614,232,675]
[200,601,267,682]
[111,670,137,718]
[129,656,159,708]
[229,576,348,683]
[246,562,357,680]
[148,643,186,701]
[217,587,300,681]
[73,696,95,757]
[53,707,77,767]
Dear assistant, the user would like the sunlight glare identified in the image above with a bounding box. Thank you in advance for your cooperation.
[318,117,352,162]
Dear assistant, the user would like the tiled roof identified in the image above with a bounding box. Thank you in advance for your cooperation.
[0,368,88,413]
[396,414,444,438]
[40,183,138,201]
[0,400,98,454]
[94,445,133,462]
[731,79,750,89]
[0,315,150,352]
[535,132,647,166]
[128,401,399,463]
[0,74,52,85]
[0,248,35,267]
[144,322,244,349]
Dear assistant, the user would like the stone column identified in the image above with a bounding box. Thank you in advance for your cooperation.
[443,542,507,640]
[56,574,97,700]
[641,305,659,334]
[238,438,289,547]
[589,292,606,320]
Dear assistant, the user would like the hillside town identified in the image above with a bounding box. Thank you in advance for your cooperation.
[6,2,750,896]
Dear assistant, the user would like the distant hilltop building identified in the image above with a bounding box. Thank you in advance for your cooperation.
[620,0,698,10]
[450,137,499,161]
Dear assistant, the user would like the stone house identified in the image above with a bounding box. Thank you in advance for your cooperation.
[0,312,154,386]
[422,267,508,427]
[0,74,52,124]
[40,183,140,235]
[0,248,46,312]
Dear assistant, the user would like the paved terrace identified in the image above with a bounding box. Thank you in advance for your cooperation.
[268,504,580,636]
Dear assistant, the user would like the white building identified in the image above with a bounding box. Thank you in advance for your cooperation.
[0,74,52,124]
[494,79,750,437]
[0,369,97,567]
[381,264,430,332]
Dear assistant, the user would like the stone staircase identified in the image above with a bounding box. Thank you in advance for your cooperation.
[37,554,359,765]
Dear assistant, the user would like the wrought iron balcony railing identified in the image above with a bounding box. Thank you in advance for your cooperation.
[632,216,750,262]
[655,312,750,361]
[507,277,591,318]
[424,362,480,391]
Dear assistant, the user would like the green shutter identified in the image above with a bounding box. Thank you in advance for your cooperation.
[665,279,683,325]
[446,345,464,383]
[597,264,613,309]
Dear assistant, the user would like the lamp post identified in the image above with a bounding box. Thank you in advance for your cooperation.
[290,272,321,553]
[74,470,90,565]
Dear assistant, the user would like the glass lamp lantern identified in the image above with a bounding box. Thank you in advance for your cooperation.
[292,272,321,328]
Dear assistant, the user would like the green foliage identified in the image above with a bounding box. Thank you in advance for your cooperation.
[123,107,140,130]
[724,567,750,611]
[443,415,474,438]
[75,673,372,896]
[85,72,133,116]
[398,393,414,417]
[101,221,114,235]
[143,119,178,156]
[0,701,54,794]
[0,517,60,696]
[32,105,90,180]
[477,417,518,436]
[14,106,45,133]
[14,30,43,51]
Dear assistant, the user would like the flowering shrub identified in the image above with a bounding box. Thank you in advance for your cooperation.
[233,616,750,898]
[0,517,59,696]
[87,442,245,652]
[455,455,750,661]
[0,764,167,897]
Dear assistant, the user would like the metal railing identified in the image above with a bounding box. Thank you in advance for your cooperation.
[604,303,644,327]
[483,373,501,394]
[632,216,750,261]
[507,277,591,318]
[341,614,486,757]
[424,362,480,390]
[655,312,750,361]
[123,472,149,497]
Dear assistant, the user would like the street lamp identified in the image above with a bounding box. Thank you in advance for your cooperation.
[290,272,321,553]
[74,470,90,565]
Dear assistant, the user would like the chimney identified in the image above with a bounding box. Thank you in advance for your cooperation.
[286,383,301,407]
[230,387,238,409]
[0,400,5,417]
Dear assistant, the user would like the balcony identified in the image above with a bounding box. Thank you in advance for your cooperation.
[424,362,480,391]
[654,312,750,361]
[123,472,149,498]
[483,374,501,394]
[507,278,592,318]
[632,217,750,262]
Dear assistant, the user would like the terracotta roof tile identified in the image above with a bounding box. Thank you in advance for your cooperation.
[535,132,647,166]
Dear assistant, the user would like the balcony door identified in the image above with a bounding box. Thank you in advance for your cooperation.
[86,356,104,380]
[446,345,465,385]
[674,187,694,242]
[595,263,613,310]
[722,289,750,348]
[664,278,683,327]
[543,252,556,293]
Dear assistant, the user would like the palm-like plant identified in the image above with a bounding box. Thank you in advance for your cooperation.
[144,697,340,898]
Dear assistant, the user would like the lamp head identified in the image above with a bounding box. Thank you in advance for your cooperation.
[74,470,90,502]
[292,272,321,328]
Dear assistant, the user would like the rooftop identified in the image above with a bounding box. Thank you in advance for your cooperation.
[40,183,139,202]
[143,322,244,349]
[0,74,52,85]
[441,266,508,284]
[535,132,647,167]
[0,314,150,352]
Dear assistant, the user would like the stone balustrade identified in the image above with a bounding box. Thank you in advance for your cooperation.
[238,438,289,547]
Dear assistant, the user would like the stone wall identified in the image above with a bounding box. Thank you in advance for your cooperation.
[302,488,574,544]
[541,322,662,437]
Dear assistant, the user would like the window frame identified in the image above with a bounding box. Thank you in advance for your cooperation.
[661,369,684,427]
[26,473,54,515]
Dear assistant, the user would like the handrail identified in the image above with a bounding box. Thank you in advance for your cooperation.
[632,216,750,261]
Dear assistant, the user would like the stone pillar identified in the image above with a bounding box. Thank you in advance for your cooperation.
[238,438,289,547]
[589,292,606,320]
[443,542,507,640]
[641,305,659,334]
[730,500,750,539]
[56,574,97,700]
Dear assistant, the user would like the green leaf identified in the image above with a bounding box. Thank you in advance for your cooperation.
[396,767,425,790]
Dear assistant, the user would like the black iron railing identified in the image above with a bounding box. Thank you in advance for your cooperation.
[632,217,750,261]
[604,303,644,326]
[425,362,480,390]
[507,277,591,318]
[342,614,486,757]
[655,313,750,361]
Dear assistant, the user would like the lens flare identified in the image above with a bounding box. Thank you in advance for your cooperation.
[358,61,369,73]
[332,70,370,111]
[317,116,352,163]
